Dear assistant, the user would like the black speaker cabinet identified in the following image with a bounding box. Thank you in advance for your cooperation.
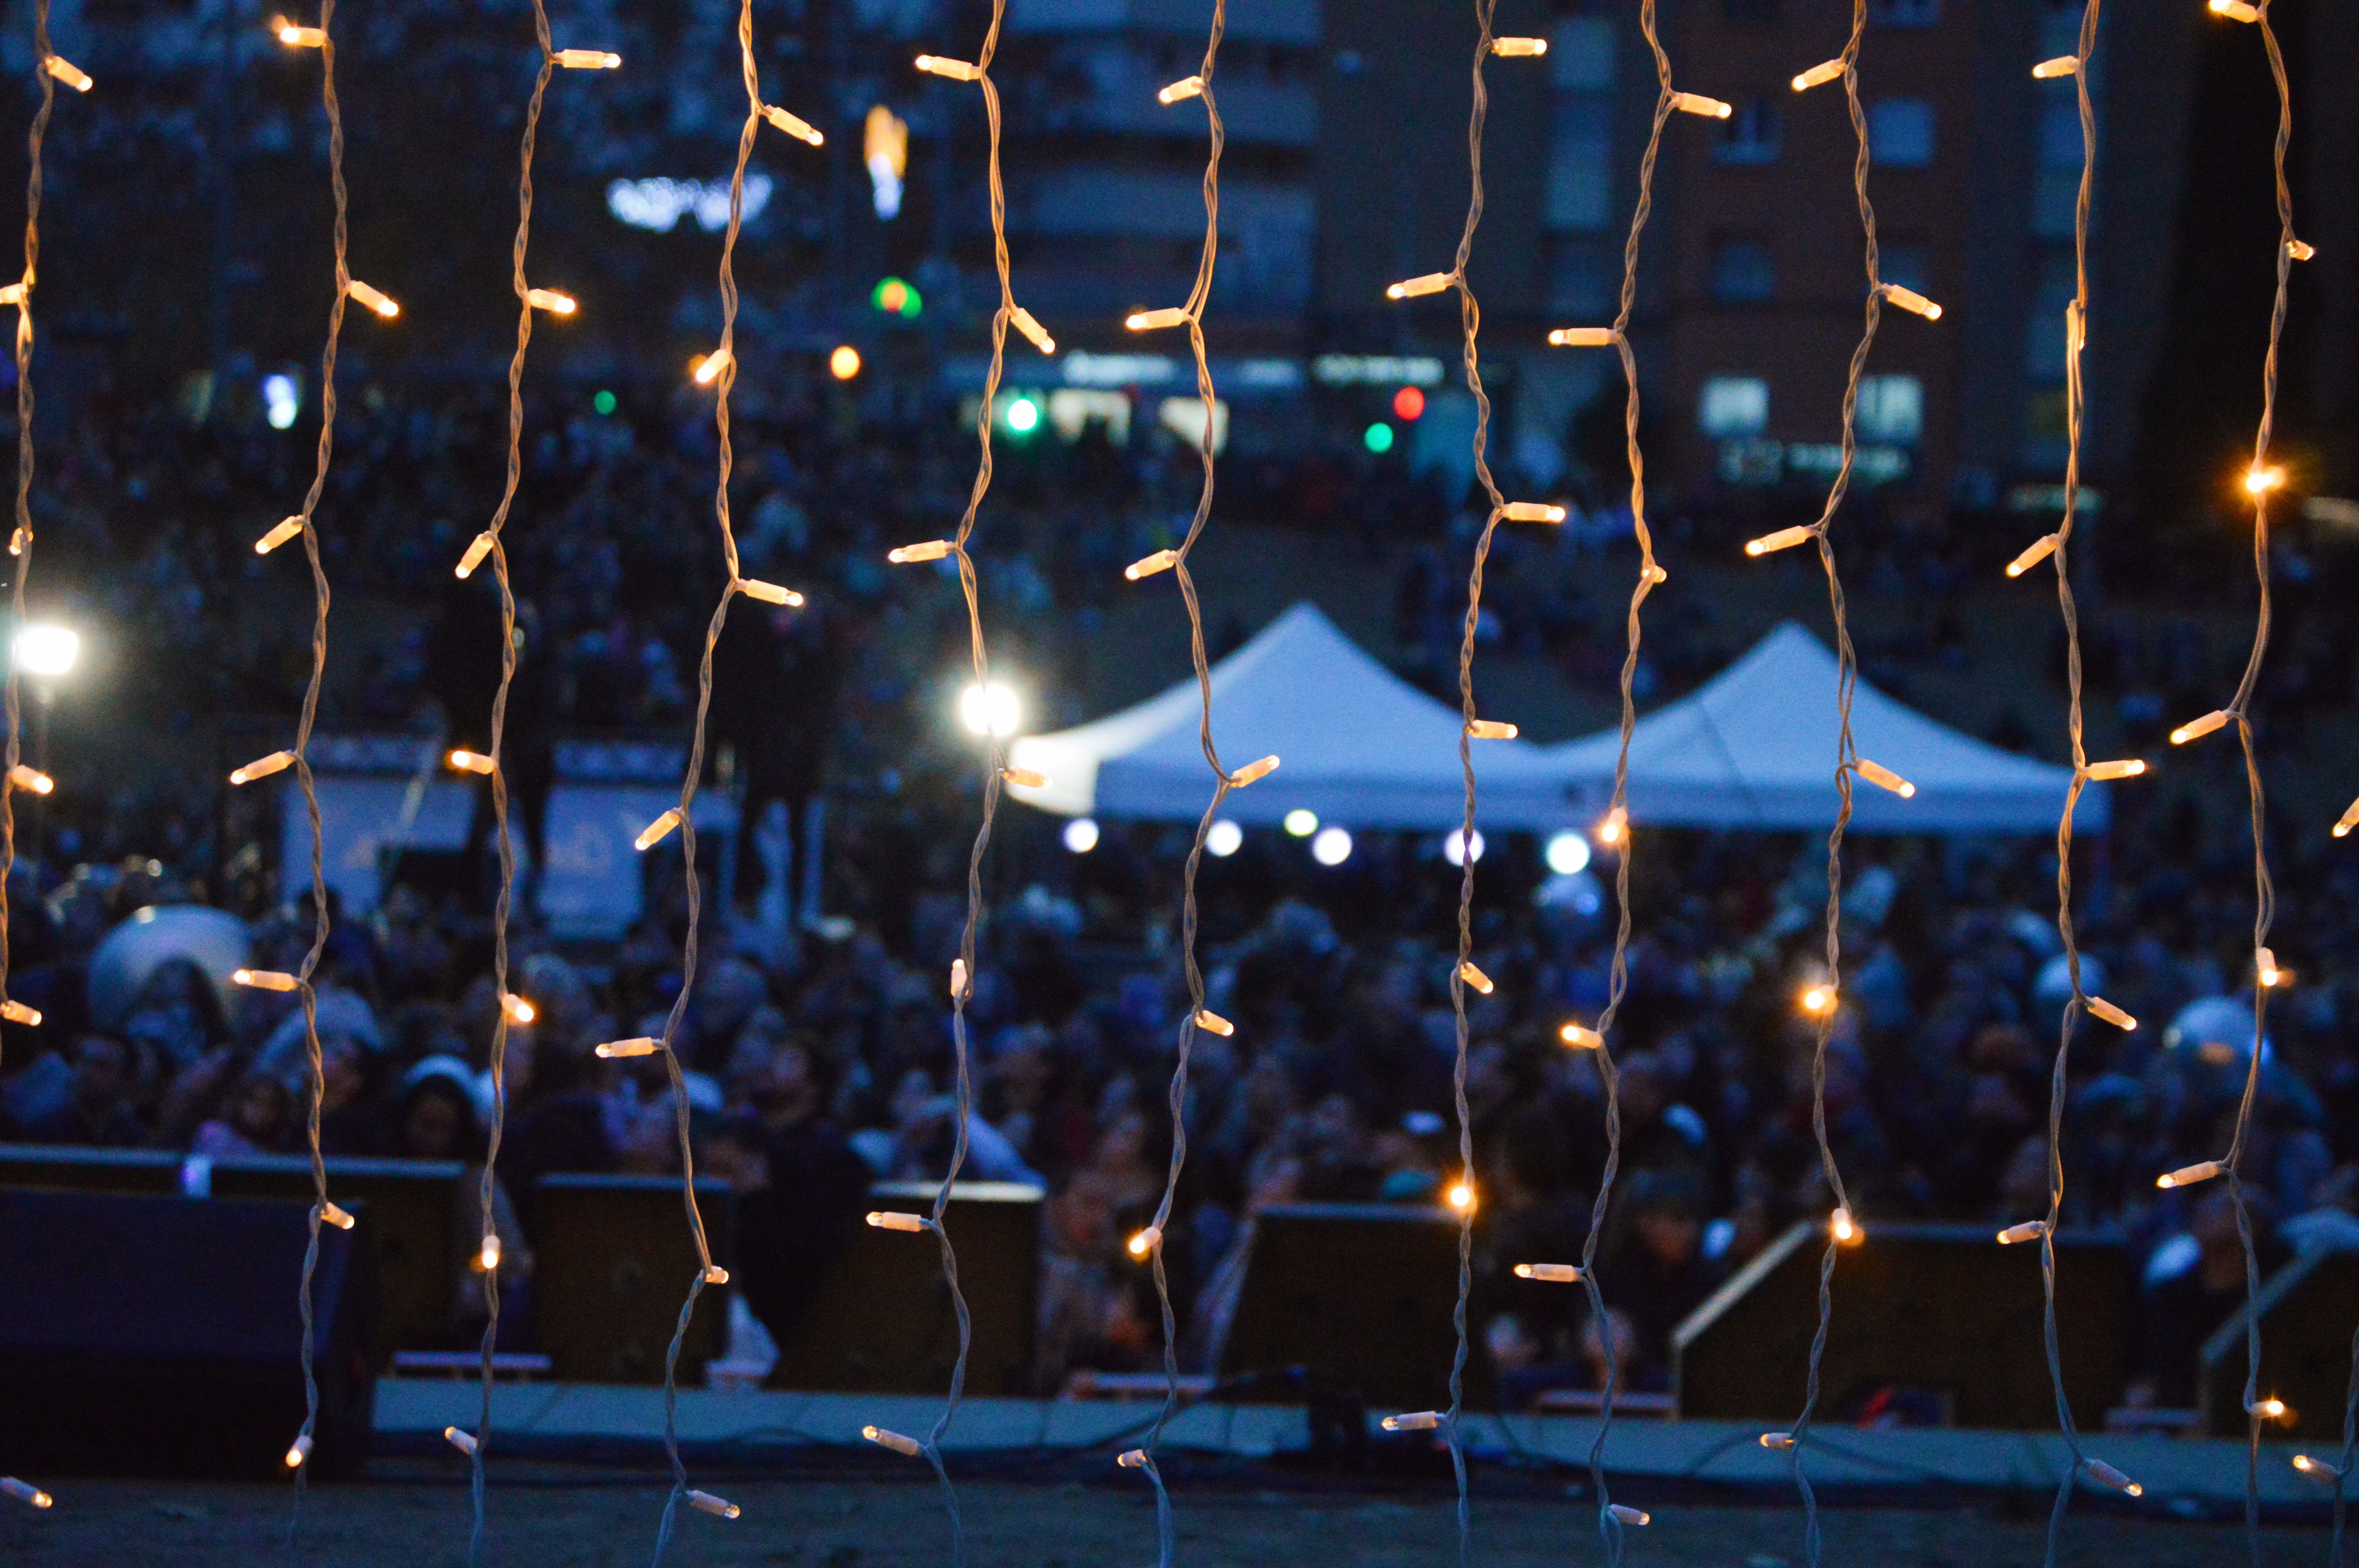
[2200,1248,2359,1438]
[771,1180,1041,1396]
[1674,1219,2128,1429]
[1218,1202,1484,1410]
[532,1173,734,1384]
[0,1189,376,1476]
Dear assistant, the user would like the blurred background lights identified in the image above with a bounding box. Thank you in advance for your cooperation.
[1310,825,1352,866]
[1363,421,1394,454]
[1006,395,1040,434]
[1205,818,1242,857]
[14,624,79,678]
[1392,385,1425,421]
[1443,826,1485,866]
[1545,830,1592,875]
[864,105,908,220]
[262,373,300,430]
[1062,817,1099,854]
[829,345,862,380]
[1283,808,1318,837]
[958,681,1021,737]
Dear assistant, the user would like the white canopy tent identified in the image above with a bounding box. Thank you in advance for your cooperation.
[1006,602,1573,829]
[1544,622,2100,833]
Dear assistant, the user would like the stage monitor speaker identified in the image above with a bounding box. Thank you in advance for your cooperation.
[2200,1247,2359,1438]
[1674,1219,2128,1429]
[0,1142,183,1195]
[1218,1202,1485,1410]
[533,1174,734,1384]
[0,1189,376,1477]
[207,1155,465,1359]
[771,1180,1041,1396]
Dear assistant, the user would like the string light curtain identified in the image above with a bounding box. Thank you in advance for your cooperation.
[0,0,81,1517]
[1100,5,1281,1564]
[851,0,1056,1557]
[620,0,821,1554]
[1730,4,1948,1558]
[434,10,620,1562]
[224,0,391,1493]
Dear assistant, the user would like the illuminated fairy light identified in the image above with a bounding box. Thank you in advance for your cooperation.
[1,1477,52,1508]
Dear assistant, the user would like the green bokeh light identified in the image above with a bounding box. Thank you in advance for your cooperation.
[592,389,617,416]
[1363,421,1395,454]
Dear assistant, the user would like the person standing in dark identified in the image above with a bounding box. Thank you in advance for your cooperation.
[712,597,843,921]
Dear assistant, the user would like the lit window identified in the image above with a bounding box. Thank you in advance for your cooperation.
[1699,375,1769,438]
[1868,99,1936,167]
[1856,375,1923,443]
[1711,238,1774,303]
[1715,99,1781,166]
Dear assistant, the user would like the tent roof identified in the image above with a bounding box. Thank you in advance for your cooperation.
[1545,622,2098,833]
[1007,602,1570,829]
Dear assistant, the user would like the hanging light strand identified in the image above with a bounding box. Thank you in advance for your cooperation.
[1767,0,1897,1557]
[642,0,803,1554]
[2019,0,2119,1561]
[1118,2,1234,1564]
[0,0,64,1087]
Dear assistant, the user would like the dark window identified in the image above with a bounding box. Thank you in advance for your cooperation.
[1868,98,1936,167]
[1710,238,1775,302]
[1714,99,1781,165]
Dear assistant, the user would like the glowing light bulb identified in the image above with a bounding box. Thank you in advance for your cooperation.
[1880,283,1943,320]
[2082,759,2146,781]
[959,682,1020,737]
[1125,307,1189,331]
[234,969,301,992]
[1446,1180,1476,1213]
[2208,0,2260,20]
[445,1426,478,1455]
[1283,809,1319,837]
[1546,831,1592,875]
[2080,1457,2141,1495]
[524,289,576,315]
[447,749,496,775]
[2157,1160,2221,1190]
[950,958,968,998]
[2,1477,53,1508]
[703,1265,729,1284]
[2170,710,2229,745]
[273,17,325,46]
[1009,307,1056,355]
[863,1425,923,1455]
[1384,1411,1441,1431]
[284,1434,312,1469]
[1760,1432,1796,1451]
[634,807,683,851]
[1856,759,1916,798]
[1492,36,1547,55]
[0,999,40,1026]
[1158,74,1204,103]
[320,1200,354,1230]
[2257,948,2290,988]
[1126,549,1179,580]
[1127,1227,1159,1258]
[692,348,732,386]
[2245,465,2286,495]
[1118,1448,1148,1468]
[830,345,862,379]
[1386,272,1453,300]
[2336,795,2359,838]
[736,578,803,606]
[1192,1009,1234,1036]
[41,55,91,91]
[1746,525,1815,557]
[2006,534,2059,578]
[1595,807,1628,847]
[1548,327,1620,347]
[1467,719,1518,740]
[1830,1208,1860,1244]
[230,754,295,788]
[914,54,981,80]
[761,104,824,143]
[1669,92,1732,118]
[455,532,494,579]
[7,765,51,796]
[1997,1220,2046,1245]
[1062,818,1099,854]
[888,539,953,564]
[552,47,620,67]
[1001,766,1050,789]
[345,279,400,319]
[1559,1022,1603,1050]
[2032,55,2080,77]
[478,1234,501,1272]
[1458,961,1494,995]
[1500,502,1566,523]
[687,1490,740,1520]
[500,993,535,1025]
[867,1211,927,1232]
[1206,819,1243,856]
[1229,755,1280,788]
[1514,1262,1581,1282]
[2250,1397,2290,1422]
[255,516,306,555]
[1801,984,1836,1016]
[596,1037,660,1059]
[2287,238,2315,262]
[1608,1504,1651,1526]
[1311,826,1353,865]
[1792,58,1845,91]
